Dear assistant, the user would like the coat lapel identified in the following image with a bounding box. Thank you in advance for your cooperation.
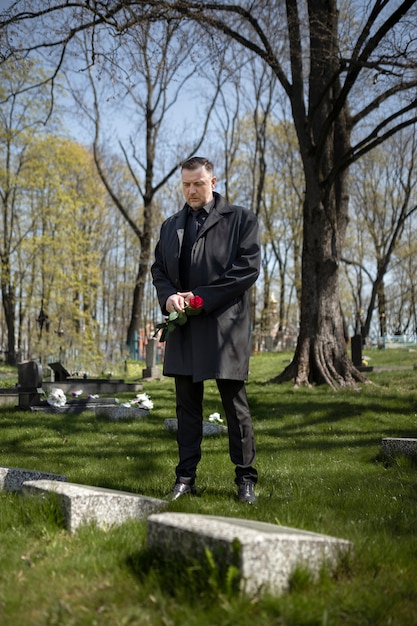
[197,193,233,239]
[175,206,188,249]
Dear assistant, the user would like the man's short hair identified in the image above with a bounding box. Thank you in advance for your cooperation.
[181,157,214,174]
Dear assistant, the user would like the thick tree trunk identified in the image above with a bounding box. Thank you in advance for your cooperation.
[273,0,368,388]
[276,191,367,387]
[276,123,367,387]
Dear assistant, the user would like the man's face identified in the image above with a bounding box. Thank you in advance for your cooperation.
[182,166,216,210]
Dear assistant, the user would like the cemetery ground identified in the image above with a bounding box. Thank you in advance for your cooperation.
[0,349,416,626]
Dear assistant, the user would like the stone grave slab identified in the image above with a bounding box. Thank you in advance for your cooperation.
[30,397,149,420]
[146,513,353,596]
[96,406,150,421]
[382,437,417,457]
[164,418,227,436]
[30,397,119,414]
[22,480,168,532]
[0,466,66,492]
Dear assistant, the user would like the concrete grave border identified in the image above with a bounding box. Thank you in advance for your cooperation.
[147,512,353,596]
[381,437,417,457]
[0,466,66,492]
[22,479,168,532]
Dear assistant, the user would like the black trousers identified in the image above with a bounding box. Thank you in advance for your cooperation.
[174,375,258,485]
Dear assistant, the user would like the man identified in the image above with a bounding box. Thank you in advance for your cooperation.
[151,156,260,503]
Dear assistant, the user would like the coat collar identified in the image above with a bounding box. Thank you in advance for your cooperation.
[174,192,234,253]
[175,192,233,229]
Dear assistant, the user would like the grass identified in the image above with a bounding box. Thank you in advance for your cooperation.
[0,348,416,625]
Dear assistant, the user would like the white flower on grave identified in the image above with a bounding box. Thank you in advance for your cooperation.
[119,393,154,410]
[71,390,83,397]
[88,394,99,399]
[47,387,67,408]
[134,393,154,410]
[208,412,223,424]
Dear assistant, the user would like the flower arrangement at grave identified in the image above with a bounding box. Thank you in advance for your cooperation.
[119,393,154,410]
[47,388,67,408]
[208,412,224,425]
[154,295,204,342]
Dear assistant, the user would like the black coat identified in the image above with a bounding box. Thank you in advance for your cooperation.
[151,193,260,382]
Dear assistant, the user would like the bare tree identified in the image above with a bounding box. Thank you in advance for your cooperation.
[344,129,417,340]
[1,8,224,352]
[389,217,417,338]
[0,58,55,364]
[77,20,223,351]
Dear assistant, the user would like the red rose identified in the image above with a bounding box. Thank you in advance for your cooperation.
[189,295,204,309]
[154,295,204,342]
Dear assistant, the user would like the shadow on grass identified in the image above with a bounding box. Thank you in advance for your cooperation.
[0,405,176,496]
[126,541,242,603]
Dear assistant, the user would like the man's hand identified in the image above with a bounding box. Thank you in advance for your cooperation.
[165,293,186,314]
[177,291,195,307]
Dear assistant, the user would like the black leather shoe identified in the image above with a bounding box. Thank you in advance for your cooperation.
[169,479,196,501]
[237,481,257,504]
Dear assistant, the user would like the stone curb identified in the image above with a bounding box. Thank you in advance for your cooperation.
[381,437,417,457]
[0,466,66,492]
[22,480,168,532]
[147,512,353,596]
[164,418,228,436]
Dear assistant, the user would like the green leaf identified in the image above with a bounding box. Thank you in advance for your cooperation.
[177,312,187,325]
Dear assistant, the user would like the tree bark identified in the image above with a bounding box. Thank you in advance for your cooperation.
[275,0,368,387]
[1,258,16,366]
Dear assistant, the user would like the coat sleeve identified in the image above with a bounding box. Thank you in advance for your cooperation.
[151,219,179,314]
[195,208,260,314]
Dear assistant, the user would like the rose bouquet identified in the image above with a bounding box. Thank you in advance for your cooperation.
[154,295,204,342]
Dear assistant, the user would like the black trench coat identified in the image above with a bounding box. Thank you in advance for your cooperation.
[151,192,260,382]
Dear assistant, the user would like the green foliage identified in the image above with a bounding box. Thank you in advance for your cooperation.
[0,351,416,625]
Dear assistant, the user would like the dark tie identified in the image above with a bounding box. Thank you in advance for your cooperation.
[190,209,207,243]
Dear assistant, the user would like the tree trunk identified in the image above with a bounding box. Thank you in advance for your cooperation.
[276,188,366,387]
[1,265,16,366]
[273,0,367,388]
[126,196,153,352]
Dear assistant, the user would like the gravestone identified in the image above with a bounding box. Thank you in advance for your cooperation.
[142,338,160,379]
[0,466,66,492]
[48,361,70,382]
[147,513,353,596]
[382,437,417,457]
[351,335,362,367]
[17,360,43,408]
[164,418,227,436]
[22,480,167,532]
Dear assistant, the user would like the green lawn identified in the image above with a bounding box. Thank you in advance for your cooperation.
[0,348,416,625]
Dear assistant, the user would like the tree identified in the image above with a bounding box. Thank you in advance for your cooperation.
[389,216,417,338]
[21,135,108,370]
[0,57,56,364]
[2,1,417,386]
[62,19,225,353]
[344,129,417,340]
